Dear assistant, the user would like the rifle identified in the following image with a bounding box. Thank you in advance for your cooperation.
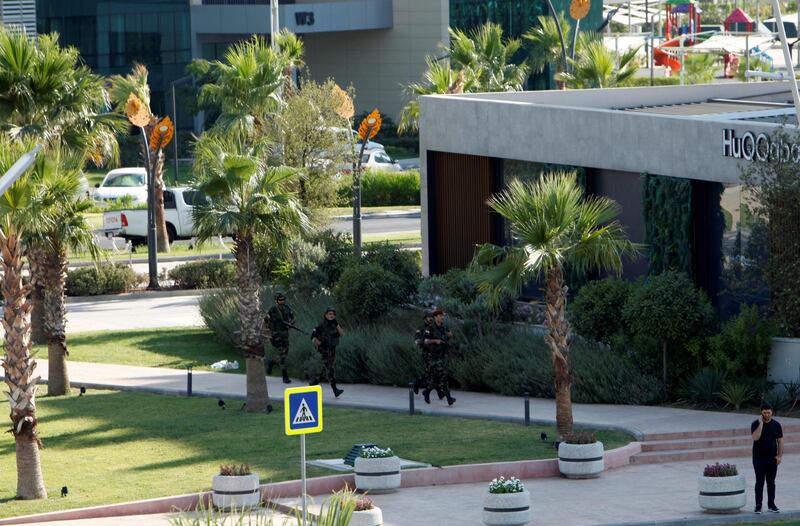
[282,321,308,335]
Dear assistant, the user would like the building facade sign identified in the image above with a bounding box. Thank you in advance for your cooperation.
[722,128,800,163]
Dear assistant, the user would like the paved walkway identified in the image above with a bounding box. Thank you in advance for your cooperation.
[28,360,800,437]
[66,293,204,332]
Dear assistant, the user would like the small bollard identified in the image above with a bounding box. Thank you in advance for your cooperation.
[524,392,530,426]
[187,366,193,397]
[408,382,415,415]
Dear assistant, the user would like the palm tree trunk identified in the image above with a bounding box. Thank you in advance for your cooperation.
[544,267,573,437]
[236,234,269,412]
[151,148,170,253]
[28,246,46,345]
[44,244,69,396]
[0,232,47,499]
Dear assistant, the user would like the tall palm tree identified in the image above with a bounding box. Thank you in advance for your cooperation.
[0,137,52,499]
[398,58,471,133]
[26,152,101,396]
[109,64,171,253]
[192,135,308,412]
[557,39,640,89]
[449,23,529,92]
[474,173,639,436]
[275,28,305,93]
[523,13,575,83]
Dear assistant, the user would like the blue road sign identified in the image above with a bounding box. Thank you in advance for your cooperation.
[284,385,323,436]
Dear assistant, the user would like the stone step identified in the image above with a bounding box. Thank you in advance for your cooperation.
[642,422,800,442]
[631,443,800,465]
[641,432,800,452]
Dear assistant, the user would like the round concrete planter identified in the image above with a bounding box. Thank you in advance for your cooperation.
[558,442,604,479]
[354,456,401,493]
[211,473,260,509]
[349,507,383,526]
[698,474,746,514]
[482,489,531,526]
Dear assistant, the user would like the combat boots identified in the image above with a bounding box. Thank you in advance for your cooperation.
[435,388,445,400]
[266,358,275,375]
[422,388,431,404]
[331,383,344,398]
[282,369,291,384]
[446,390,456,406]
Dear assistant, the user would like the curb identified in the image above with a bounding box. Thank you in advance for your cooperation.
[332,209,419,220]
[0,444,639,525]
[595,509,800,526]
[66,288,217,304]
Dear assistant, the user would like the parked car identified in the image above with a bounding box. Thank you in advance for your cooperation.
[326,127,384,151]
[361,149,403,172]
[102,187,213,245]
[93,168,148,203]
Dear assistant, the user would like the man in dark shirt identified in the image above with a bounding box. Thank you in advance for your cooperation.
[751,402,784,514]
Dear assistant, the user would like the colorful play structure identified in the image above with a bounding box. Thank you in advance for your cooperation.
[664,0,701,40]
[724,8,754,32]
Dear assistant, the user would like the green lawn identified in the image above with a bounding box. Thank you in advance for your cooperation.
[0,390,631,518]
[364,230,420,244]
[37,328,235,372]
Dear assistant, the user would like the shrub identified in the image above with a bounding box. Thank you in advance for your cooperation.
[279,238,328,296]
[570,278,633,344]
[563,431,596,444]
[363,320,423,386]
[305,229,353,287]
[362,241,420,299]
[337,170,420,206]
[66,264,144,296]
[199,289,240,347]
[719,381,754,410]
[354,497,374,512]
[762,388,789,414]
[360,446,394,458]
[219,464,251,476]
[334,263,405,321]
[685,368,727,408]
[708,304,777,379]
[168,260,235,290]
[488,476,525,494]
[703,463,738,477]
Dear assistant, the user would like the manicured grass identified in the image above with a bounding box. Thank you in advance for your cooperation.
[325,205,419,216]
[363,230,420,244]
[384,145,417,160]
[37,328,236,372]
[0,390,631,518]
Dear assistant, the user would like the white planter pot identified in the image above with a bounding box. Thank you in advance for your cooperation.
[349,507,383,526]
[558,442,604,479]
[482,489,531,526]
[211,473,260,510]
[354,456,401,493]
[768,337,800,386]
[698,474,746,513]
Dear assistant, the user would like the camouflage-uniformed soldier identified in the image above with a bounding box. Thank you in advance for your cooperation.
[311,307,345,397]
[412,310,434,395]
[265,293,295,384]
[422,309,456,406]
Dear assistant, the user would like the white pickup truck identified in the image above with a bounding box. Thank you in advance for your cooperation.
[102,187,207,244]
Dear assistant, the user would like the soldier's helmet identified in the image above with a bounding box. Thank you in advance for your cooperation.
[324,306,336,315]
[423,310,433,319]
[275,293,286,301]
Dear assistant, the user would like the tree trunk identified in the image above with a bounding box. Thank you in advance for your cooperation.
[236,235,269,412]
[28,247,46,345]
[44,245,69,396]
[0,232,47,499]
[152,148,170,253]
[661,339,668,394]
[544,267,573,437]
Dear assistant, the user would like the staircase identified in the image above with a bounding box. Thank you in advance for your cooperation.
[631,423,800,464]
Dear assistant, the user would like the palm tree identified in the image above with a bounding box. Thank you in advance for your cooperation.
[523,13,579,85]
[398,57,471,133]
[275,28,305,93]
[557,39,640,89]
[26,152,101,396]
[192,135,309,412]
[449,23,529,92]
[474,173,639,436]
[0,137,51,499]
[109,64,172,253]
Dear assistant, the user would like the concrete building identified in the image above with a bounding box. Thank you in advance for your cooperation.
[1,0,36,35]
[419,82,796,302]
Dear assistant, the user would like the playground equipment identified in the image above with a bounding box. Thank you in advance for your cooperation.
[665,0,701,41]
[724,8,754,32]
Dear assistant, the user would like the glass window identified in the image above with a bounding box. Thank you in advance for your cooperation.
[159,12,175,52]
[361,154,370,164]
[164,190,176,209]
[104,172,146,188]
[374,151,393,164]
[182,191,207,207]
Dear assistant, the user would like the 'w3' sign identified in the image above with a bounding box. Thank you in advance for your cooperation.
[295,12,315,26]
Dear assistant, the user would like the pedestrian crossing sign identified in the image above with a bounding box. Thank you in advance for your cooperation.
[284,385,323,436]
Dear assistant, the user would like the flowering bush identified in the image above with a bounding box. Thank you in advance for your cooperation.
[359,446,394,459]
[488,476,525,494]
[563,431,597,444]
[354,496,374,511]
[219,464,251,476]
[703,463,738,477]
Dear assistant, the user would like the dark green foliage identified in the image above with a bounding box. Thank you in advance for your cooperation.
[363,322,423,386]
[304,229,353,287]
[620,77,681,87]
[334,263,406,322]
[720,218,770,309]
[762,388,789,414]
[66,264,144,296]
[641,174,693,275]
[708,305,777,379]
[740,128,800,337]
[168,260,236,289]
[569,278,633,344]
[719,381,754,410]
[337,171,420,207]
[362,241,421,299]
[278,238,328,296]
[198,289,240,346]
[685,368,727,408]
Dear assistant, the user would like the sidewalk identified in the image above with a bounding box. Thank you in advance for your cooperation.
[28,360,800,437]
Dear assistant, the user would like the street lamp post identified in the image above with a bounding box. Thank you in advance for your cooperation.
[0,145,41,194]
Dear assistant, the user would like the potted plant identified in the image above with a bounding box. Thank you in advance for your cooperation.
[354,446,401,493]
[698,462,746,513]
[211,464,260,510]
[483,476,531,526]
[558,431,604,479]
[349,495,383,526]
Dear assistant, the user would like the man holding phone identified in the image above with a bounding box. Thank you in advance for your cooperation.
[751,402,783,514]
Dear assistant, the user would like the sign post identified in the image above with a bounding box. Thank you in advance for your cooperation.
[285,385,323,526]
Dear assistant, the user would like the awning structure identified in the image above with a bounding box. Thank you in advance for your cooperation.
[688,34,775,53]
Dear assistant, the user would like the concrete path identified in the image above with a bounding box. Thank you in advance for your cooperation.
[66,292,204,332]
[31,360,800,437]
